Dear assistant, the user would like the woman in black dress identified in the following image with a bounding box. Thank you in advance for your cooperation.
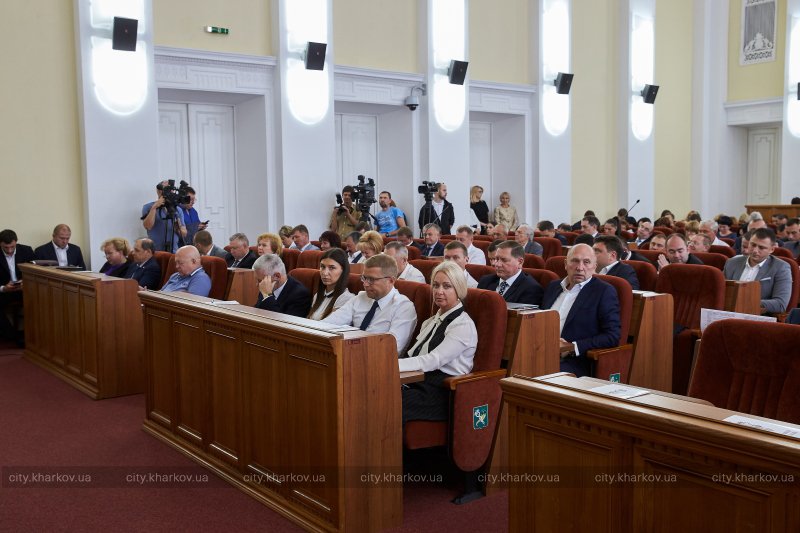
[469,185,490,235]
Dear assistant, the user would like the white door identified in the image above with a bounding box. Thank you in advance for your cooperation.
[746,127,781,205]
[470,122,492,205]
[158,103,237,246]
[335,113,378,194]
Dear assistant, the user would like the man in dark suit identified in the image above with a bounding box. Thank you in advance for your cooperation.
[0,229,36,345]
[224,232,257,269]
[417,183,455,235]
[593,235,640,290]
[541,243,621,377]
[416,223,445,257]
[632,218,653,248]
[514,224,544,256]
[126,238,162,290]
[193,230,228,259]
[34,224,86,269]
[656,234,703,271]
[477,241,543,305]
[253,253,311,317]
[537,220,568,245]
[781,218,800,258]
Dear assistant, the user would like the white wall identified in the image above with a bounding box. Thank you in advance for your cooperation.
[236,96,271,238]
[377,109,416,225]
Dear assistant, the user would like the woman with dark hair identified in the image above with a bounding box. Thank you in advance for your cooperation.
[318,230,341,251]
[307,248,354,320]
[601,218,620,237]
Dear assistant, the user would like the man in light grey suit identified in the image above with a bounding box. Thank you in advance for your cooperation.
[514,224,544,256]
[723,228,792,314]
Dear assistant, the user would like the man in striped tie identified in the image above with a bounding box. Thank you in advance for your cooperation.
[476,241,543,305]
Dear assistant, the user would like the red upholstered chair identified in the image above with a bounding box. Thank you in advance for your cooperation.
[523,253,545,269]
[154,251,174,287]
[249,245,258,255]
[692,252,728,271]
[653,226,674,235]
[533,237,562,260]
[473,235,494,242]
[774,256,800,320]
[346,273,364,295]
[720,237,736,247]
[403,288,508,497]
[544,256,567,278]
[638,242,651,250]
[471,240,490,262]
[281,248,300,273]
[465,264,495,282]
[688,320,800,424]
[296,249,324,269]
[522,268,559,289]
[622,259,658,291]
[406,245,422,260]
[773,247,794,259]
[655,264,726,394]
[632,249,660,266]
[591,274,634,382]
[288,268,320,295]
[709,245,735,258]
[200,256,229,299]
[394,280,433,340]
[408,259,438,283]
[560,232,579,245]
[621,230,635,241]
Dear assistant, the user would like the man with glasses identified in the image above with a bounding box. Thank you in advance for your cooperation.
[323,254,417,355]
[477,241,543,305]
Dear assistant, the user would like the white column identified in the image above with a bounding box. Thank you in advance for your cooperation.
[781,0,800,200]
[74,0,159,268]
[617,0,655,220]
[416,0,470,234]
[273,0,337,235]
[537,0,572,224]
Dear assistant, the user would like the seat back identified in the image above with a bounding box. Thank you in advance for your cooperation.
[281,248,300,273]
[409,259,438,283]
[710,245,735,258]
[200,256,229,300]
[465,264,495,282]
[773,247,794,259]
[394,279,433,339]
[692,252,727,270]
[655,264,725,329]
[688,320,800,424]
[289,268,321,295]
[622,259,658,291]
[776,255,800,311]
[347,273,365,295]
[720,237,736,246]
[560,232,579,245]
[523,253,545,269]
[406,245,422,260]
[595,274,632,341]
[653,226,673,235]
[522,268,559,289]
[155,251,174,287]
[470,240,490,262]
[533,237,562,260]
[462,288,508,372]
[633,249,660,265]
[296,249,324,269]
[544,255,567,279]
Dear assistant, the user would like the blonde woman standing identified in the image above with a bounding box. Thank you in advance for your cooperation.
[493,191,519,232]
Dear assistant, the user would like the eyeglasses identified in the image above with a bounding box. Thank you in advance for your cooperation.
[360,275,391,285]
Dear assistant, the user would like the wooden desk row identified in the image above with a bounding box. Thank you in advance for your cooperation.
[21,265,257,399]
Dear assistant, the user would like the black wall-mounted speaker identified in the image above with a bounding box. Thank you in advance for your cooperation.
[112,17,138,51]
[554,72,574,94]
[305,42,327,71]
[641,84,659,104]
[448,60,469,85]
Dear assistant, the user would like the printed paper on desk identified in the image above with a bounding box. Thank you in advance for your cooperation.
[724,415,800,439]
[591,384,650,400]
[700,308,776,332]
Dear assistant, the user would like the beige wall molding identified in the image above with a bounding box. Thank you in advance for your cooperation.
[725,97,783,126]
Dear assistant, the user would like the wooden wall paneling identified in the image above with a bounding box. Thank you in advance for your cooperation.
[628,293,674,392]
[174,312,206,447]
[48,279,65,366]
[145,307,175,429]
[63,285,82,376]
[79,289,98,384]
[207,322,242,467]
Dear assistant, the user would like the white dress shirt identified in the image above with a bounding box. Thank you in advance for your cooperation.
[398,302,477,375]
[712,236,729,247]
[599,261,618,275]
[308,290,355,320]
[739,256,768,283]
[467,244,486,265]
[496,270,522,294]
[323,288,417,355]
[464,269,479,288]
[52,242,69,266]
[399,263,426,283]
[4,251,18,283]
[549,276,595,355]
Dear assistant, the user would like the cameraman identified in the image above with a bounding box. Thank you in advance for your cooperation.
[375,191,407,237]
[142,180,187,253]
[179,186,207,246]
[418,182,454,235]
[329,186,360,240]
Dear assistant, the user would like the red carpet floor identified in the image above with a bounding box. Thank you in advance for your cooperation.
[0,351,508,532]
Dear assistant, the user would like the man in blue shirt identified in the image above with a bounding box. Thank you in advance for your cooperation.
[142,180,187,253]
[160,246,212,297]
[179,187,207,247]
[375,191,407,237]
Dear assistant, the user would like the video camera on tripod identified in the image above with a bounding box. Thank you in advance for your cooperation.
[417,180,440,203]
[334,175,377,225]
[156,179,192,217]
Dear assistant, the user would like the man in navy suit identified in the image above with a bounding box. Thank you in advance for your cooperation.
[593,235,640,290]
[126,238,162,290]
[225,233,258,269]
[416,223,445,257]
[253,253,311,317]
[0,229,36,345]
[541,243,621,377]
[34,224,86,269]
[477,241,543,305]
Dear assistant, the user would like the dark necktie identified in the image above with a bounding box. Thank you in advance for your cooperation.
[426,246,433,256]
[359,300,380,331]
[232,259,240,268]
[411,317,441,357]
[498,280,509,298]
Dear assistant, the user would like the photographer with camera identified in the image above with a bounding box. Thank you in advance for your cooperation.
[330,186,360,241]
[375,191,407,237]
[417,182,454,235]
[142,180,188,253]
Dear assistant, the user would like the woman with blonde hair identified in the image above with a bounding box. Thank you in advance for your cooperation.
[493,191,519,232]
[399,260,477,423]
[278,225,294,248]
[99,237,132,278]
[356,230,384,262]
[469,185,490,234]
[256,233,283,257]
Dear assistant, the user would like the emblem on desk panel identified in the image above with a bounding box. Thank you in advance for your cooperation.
[609,373,621,383]
[473,404,488,430]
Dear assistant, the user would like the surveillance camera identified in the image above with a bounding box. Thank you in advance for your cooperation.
[404,95,419,111]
